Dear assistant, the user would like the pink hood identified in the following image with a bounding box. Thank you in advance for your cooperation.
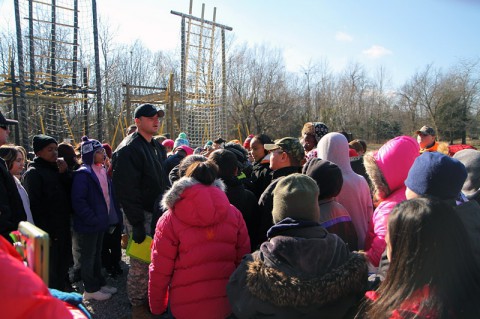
[373,136,419,193]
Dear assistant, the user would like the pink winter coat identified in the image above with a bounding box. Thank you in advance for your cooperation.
[148,177,250,319]
[364,136,419,266]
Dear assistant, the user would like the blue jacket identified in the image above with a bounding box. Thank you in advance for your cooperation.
[71,165,121,233]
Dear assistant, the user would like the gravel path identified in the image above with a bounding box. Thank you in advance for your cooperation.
[72,251,132,319]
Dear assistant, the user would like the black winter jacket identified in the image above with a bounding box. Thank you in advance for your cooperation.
[255,166,302,248]
[245,160,272,200]
[112,132,167,228]
[227,219,368,319]
[23,157,72,239]
[222,176,258,251]
[0,158,26,241]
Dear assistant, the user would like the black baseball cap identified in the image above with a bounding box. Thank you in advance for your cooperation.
[134,104,165,119]
[0,111,18,126]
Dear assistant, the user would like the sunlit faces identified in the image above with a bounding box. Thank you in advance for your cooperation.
[0,125,9,145]
[94,148,106,164]
[303,134,317,152]
[417,133,435,149]
[269,149,285,171]
[10,150,25,176]
[135,114,160,136]
[250,138,267,162]
[36,143,58,163]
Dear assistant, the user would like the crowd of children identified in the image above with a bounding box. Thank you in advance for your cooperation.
[1,108,480,318]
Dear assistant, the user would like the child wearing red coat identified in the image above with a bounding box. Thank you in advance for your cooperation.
[148,161,250,319]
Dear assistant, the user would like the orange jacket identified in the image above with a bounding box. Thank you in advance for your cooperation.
[420,141,439,153]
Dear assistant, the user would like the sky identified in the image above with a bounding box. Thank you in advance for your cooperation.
[1,0,479,88]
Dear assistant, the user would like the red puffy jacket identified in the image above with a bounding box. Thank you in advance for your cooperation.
[148,177,250,319]
[0,236,75,318]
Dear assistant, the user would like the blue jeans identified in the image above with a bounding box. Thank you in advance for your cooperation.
[73,231,106,292]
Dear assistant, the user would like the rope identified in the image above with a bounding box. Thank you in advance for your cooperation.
[13,0,100,144]
[179,11,228,147]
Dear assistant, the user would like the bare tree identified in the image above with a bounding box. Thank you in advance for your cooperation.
[227,43,295,137]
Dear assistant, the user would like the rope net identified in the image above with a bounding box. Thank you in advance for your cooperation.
[12,0,98,146]
[180,15,227,147]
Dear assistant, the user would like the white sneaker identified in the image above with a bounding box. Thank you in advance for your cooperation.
[83,290,112,301]
[100,285,118,294]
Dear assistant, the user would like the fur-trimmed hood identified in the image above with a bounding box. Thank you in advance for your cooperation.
[161,177,229,227]
[364,136,418,199]
[245,249,367,308]
[241,225,367,308]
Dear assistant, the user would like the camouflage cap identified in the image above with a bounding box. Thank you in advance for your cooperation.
[415,125,435,136]
[264,137,305,163]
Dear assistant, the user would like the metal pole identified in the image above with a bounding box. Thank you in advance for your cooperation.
[207,7,216,140]
[125,83,131,122]
[72,0,79,88]
[10,50,20,145]
[14,0,30,151]
[83,67,89,136]
[221,28,227,138]
[171,10,233,31]
[50,0,57,87]
[168,73,174,138]
[92,0,103,141]
[28,0,35,90]
[180,17,186,129]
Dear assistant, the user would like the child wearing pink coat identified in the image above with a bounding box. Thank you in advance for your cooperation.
[363,136,419,268]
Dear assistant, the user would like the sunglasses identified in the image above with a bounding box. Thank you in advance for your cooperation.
[0,125,7,130]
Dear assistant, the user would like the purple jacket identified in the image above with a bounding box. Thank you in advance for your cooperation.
[71,165,121,233]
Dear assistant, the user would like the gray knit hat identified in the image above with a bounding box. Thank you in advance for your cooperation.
[453,149,480,201]
[272,173,320,223]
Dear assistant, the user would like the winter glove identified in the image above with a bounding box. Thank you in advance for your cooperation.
[132,224,146,244]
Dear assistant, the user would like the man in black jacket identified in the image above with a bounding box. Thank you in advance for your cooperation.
[255,137,304,248]
[0,111,26,242]
[112,104,167,317]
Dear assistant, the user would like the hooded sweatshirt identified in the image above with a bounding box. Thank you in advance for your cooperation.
[363,136,419,266]
[453,149,480,203]
[316,133,373,250]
